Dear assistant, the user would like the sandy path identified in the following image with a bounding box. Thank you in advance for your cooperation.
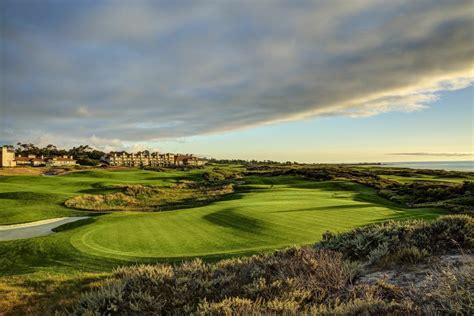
[0,217,90,241]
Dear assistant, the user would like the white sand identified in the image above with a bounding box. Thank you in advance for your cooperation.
[0,217,89,241]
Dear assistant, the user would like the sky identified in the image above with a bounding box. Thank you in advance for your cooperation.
[1,0,473,162]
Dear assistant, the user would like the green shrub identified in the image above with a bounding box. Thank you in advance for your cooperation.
[203,171,226,183]
[379,181,474,213]
[319,215,474,264]
[367,242,390,265]
[378,246,430,267]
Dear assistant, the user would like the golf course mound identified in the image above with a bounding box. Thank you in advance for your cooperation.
[69,179,444,260]
[65,182,234,212]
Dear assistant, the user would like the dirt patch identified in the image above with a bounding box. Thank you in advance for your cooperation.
[358,253,473,288]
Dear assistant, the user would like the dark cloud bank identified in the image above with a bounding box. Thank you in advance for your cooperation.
[1,0,473,149]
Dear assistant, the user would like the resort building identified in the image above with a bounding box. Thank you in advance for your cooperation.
[0,148,76,167]
[102,152,207,167]
[15,156,35,166]
[175,154,207,166]
[0,146,16,167]
[45,156,77,167]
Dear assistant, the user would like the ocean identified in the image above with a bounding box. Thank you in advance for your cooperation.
[381,161,474,172]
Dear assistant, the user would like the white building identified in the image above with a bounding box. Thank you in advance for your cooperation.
[0,146,16,167]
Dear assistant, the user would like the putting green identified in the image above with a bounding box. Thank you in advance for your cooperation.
[70,179,443,260]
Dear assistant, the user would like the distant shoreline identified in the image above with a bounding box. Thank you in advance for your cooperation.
[378,160,474,172]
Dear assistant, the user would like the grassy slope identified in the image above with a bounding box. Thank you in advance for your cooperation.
[0,174,444,275]
[0,168,206,224]
[71,178,441,261]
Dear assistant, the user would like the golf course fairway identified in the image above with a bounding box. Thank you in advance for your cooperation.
[0,170,445,273]
[68,178,444,260]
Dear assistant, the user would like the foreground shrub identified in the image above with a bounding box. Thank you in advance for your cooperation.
[68,248,361,314]
[412,261,474,315]
[196,294,417,315]
[319,215,473,265]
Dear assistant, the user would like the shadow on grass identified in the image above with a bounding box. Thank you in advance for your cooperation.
[202,207,264,234]
[0,191,69,209]
[240,177,361,193]
[383,209,444,221]
[153,192,246,212]
[0,191,60,201]
[146,173,204,183]
[76,187,123,195]
[53,216,104,233]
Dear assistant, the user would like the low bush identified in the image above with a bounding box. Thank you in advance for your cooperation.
[319,215,473,265]
[378,246,430,267]
[67,248,363,314]
[379,181,474,214]
[412,261,474,315]
[203,167,242,183]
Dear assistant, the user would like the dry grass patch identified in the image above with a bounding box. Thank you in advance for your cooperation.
[0,272,107,316]
[0,167,46,176]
